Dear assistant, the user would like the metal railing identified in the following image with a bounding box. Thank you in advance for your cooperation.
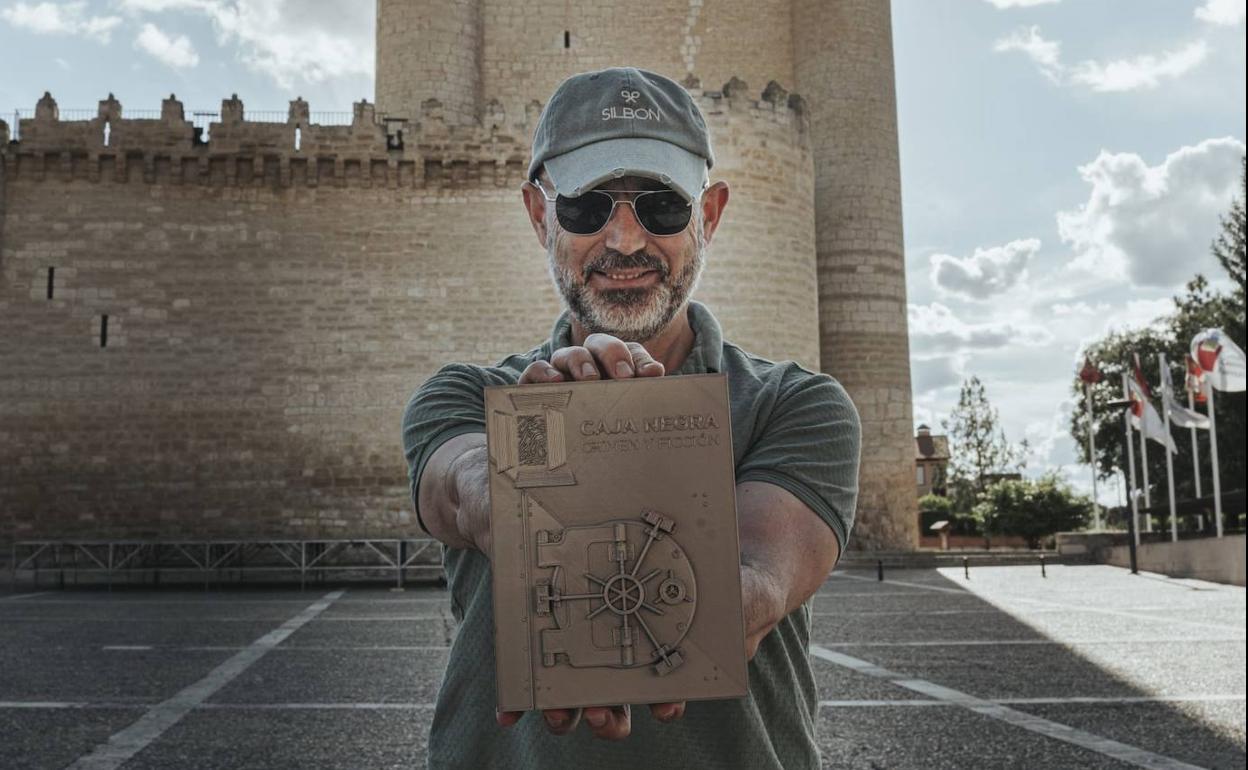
[11,537,445,590]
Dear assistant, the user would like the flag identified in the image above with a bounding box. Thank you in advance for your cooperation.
[1185,355,1208,404]
[1132,353,1153,398]
[1127,371,1178,453]
[1191,328,1247,392]
[1078,355,1103,384]
[1161,358,1210,430]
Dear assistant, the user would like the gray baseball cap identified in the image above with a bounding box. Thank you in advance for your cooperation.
[528,67,714,202]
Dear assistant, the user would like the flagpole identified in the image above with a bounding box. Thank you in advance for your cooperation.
[1188,388,1203,532]
[1123,373,1140,549]
[1206,379,1223,538]
[1159,354,1178,543]
[1084,381,1101,530]
[1139,412,1152,533]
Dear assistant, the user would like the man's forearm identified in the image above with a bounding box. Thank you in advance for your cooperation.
[416,433,490,553]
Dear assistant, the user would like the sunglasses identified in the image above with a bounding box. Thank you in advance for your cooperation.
[533,179,696,237]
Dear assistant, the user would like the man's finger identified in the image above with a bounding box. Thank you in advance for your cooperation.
[584,704,631,740]
[518,360,564,385]
[541,707,582,736]
[496,709,523,727]
[625,342,665,378]
[549,346,601,381]
[648,701,686,723]
[584,333,637,379]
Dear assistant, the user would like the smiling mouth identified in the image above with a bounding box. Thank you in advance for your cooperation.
[589,269,660,288]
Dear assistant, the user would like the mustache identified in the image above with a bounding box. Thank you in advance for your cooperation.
[582,251,669,281]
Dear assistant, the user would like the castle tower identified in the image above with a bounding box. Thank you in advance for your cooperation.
[375,0,483,125]
[792,0,917,549]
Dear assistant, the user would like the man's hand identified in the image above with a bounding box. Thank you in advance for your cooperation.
[518,333,665,384]
[509,332,677,738]
[496,702,686,740]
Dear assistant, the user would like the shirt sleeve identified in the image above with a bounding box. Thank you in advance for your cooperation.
[734,369,861,551]
[401,362,514,535]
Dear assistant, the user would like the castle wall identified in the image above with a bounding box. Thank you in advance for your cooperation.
[793,0,918,550]
[0,90,816,545]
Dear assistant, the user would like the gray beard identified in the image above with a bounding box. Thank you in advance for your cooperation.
[548,238,705,343]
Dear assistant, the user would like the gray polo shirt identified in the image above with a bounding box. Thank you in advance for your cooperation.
[402,300,860,770]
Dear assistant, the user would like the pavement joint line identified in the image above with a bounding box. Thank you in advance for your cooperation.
[832,572,1244,633]
[810,644,1210,770]
[0,597,451,605]
[813,638,1246,647]
[6,694,1241,711]
[1,615,450,622]
[830,573,967,594]
[63,588,346,770]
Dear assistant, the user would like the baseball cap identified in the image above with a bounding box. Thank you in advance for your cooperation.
[528,67,714,203]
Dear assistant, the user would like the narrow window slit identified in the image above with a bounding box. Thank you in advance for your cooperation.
[294,125,302,151]
[103,121,111,147]
[100,315,109,348]
[564,30,570,49]
[47,267,55,299]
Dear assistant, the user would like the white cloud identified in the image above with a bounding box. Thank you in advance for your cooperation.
[1,1,121,42]
[911,354,965,395]
[993,26,1063,83]
[994,27,1210,92]
[1194,0,1246,26]
[931,238,1040,300]
[117,0,372,88]
[983,0,1061,7]
[134,22,199,68]
[1058,137,1246,288]
[909,302,1054,354]
[1069,41,1210,93]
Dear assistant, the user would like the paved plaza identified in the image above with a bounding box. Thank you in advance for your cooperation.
[1,564,1244,769]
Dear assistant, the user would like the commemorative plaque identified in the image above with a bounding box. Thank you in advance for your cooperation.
[484,373,748,712]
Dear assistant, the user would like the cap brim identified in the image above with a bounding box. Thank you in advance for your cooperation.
[544,137,708,202]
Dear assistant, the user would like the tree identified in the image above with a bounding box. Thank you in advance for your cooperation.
[978,474,1093,549]
[943,376,1028,513]
[1212,157,1246,307]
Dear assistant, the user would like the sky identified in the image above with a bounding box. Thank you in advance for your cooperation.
[1,0,1245,505]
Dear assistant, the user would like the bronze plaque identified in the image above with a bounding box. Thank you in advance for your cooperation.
[484,373,748,712]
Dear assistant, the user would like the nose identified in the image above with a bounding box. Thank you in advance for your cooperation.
[601,200,649,255]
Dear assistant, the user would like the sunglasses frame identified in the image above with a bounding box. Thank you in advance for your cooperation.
[532,178,698,238]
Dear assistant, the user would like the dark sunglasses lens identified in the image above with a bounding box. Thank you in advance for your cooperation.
[556,192,613,234]
[635,191,692,235]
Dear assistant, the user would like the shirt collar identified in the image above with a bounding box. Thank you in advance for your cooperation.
[547,300,723,375]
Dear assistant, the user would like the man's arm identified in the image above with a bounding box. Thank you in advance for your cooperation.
[416,433,489,553]
[737,480,841,659]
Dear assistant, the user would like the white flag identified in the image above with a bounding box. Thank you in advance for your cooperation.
[1128,375,1178,453]
[1191,328,1247,392]
[1160,360,1210,429]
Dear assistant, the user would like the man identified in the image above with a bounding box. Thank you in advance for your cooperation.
[402,67,860,769]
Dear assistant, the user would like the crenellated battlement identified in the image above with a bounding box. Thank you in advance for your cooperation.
[1,80,807,190]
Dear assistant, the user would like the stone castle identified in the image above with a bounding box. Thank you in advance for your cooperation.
[0,0,917,550]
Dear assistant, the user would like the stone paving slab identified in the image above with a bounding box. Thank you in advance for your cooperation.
[1012,701,1247,770]
[124,709,433,770]
[0,647,233,700]
[206,649,448,705]
[815,705,1135,769]
[0,707,148,769]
